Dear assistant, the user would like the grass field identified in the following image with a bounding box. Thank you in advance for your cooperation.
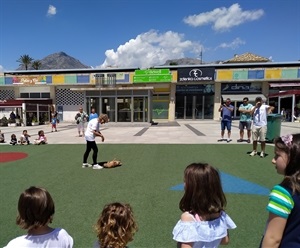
[0,143,281,247]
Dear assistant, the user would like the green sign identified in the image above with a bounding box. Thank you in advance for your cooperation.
[133,74,172,83]
[135,69,170,75]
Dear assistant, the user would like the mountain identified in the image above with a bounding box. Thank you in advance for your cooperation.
[17,52,91,70]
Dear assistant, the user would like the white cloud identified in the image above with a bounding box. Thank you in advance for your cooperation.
[183,3,264,32]
[216,38,246,50]
[47,5,56,17]
[0,65,4,72]
[99,30,202,68]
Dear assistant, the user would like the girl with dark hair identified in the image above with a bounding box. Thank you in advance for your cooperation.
[173,163,236,248]
[4,186,73,248]
[261,133,300,247]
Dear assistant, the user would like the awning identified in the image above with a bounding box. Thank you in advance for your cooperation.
[269,83,300,87]
[222,94,266,102]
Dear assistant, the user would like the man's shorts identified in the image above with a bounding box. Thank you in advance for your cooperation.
[252,126,267,142]
[239,121,252,131]
[221,120,232,131]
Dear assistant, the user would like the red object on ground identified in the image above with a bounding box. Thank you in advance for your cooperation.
[0,152,28,163]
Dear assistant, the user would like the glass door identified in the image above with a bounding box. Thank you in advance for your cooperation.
[102,97,116,122]
[134,97,147,122]
[117,97,132,122]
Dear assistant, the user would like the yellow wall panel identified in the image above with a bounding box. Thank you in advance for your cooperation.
[52,75,65,84]
[216,70,233,81]
[265,69,281,79]
[172,71,177,82]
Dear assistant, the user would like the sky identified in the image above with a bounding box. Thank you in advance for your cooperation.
[0,0,299,72]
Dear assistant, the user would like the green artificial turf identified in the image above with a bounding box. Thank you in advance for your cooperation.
[0,143,281,247]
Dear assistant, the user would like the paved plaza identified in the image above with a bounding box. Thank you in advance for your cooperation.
[0,120,299,145]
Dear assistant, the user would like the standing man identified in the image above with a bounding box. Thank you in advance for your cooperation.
[249,97,274,158]
[82,114,109,169]
[75,107,89,137]
[218,98,234,143]
[237,97,253,143]
[89,107,99,121]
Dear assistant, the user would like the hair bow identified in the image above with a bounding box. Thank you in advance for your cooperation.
[281,134,293,147]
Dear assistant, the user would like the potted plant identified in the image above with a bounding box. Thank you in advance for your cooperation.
[0,116,8,127]
[31,116,39,126]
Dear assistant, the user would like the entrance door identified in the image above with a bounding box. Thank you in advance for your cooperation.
[102,98,116,122]
[134,97,147,122]
[175,95,213,120]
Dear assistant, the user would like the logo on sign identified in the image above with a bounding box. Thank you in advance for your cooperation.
[189,69,202,78]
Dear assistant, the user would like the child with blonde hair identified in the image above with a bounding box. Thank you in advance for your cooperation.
[261,133,300,247]
[94,202,138,248]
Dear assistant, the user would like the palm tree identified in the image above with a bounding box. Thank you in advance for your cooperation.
[17,54,34,70]
[32,60,42,70]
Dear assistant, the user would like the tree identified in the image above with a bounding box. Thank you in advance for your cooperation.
[32,60,42,70]
[17,54,34,70]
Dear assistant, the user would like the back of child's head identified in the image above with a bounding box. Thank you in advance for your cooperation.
[95,202,137,248]
[274,133,300,193]
[11,134,16,138]
[179,163,226,215]
[38,130,44,136]
[16,186,55,230]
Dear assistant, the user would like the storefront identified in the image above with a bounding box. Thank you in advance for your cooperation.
[175,67,215,120]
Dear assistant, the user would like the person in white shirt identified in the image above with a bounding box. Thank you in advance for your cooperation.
[82,114,109,169]
[4,186,73,248]
[249,97,274,158]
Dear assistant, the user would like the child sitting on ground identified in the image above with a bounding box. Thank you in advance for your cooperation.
[19,130,31,145]
[10,134,17,145]
[94,202,138,248]
[34,130,47,145]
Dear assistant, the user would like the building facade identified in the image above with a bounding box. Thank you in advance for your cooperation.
[1,60,300,125]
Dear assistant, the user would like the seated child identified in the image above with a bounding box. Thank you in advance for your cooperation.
[19,130,31,145]
[10,134,17,145]
[34,130,47,145]
[4,186,73,248]
[0,130,5,143]
[94,202,138,248]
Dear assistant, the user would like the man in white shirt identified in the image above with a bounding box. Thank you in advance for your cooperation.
[249,97,274,158]
[82,114,109,169]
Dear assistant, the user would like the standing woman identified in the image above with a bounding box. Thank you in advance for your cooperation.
[75,107,89,137]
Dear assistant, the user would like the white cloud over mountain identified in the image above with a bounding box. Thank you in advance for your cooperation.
[99,30,202,68]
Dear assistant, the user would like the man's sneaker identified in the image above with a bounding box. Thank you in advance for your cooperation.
[82,163,92,168]
[92,164,104,170]
[227,139,232,143]
[218,138,224,142]
[237,139,243,142]
[260,152,265,158]
[249,151,257,156]
[247,139,251,143]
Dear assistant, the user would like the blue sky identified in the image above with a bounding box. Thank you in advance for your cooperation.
[0,0,299,72]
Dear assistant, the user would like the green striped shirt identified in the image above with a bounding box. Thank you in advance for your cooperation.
[266,185,294,218]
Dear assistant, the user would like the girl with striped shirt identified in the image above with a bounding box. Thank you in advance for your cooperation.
[261,133,300,247]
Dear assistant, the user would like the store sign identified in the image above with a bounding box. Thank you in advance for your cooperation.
[176,84,214,95]
[133,69,172,83]
[221,83,262,93]
[177,68,215,82]
[12,76,47,85]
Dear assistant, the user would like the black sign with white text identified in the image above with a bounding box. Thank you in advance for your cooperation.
[177,67,215,82]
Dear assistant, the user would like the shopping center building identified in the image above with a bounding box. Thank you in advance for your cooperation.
[0,53,300,125]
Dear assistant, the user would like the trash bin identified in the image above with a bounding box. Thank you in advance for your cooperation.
[266,114,282,142]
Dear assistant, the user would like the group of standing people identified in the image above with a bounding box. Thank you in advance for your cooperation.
[218,96,274,158]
